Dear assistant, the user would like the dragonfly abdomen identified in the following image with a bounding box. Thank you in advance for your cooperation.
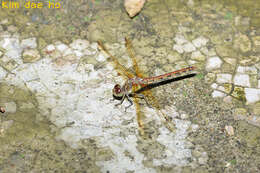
[143,66,195,85]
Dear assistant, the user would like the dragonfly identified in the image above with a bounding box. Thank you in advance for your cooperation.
[98,38,195,135]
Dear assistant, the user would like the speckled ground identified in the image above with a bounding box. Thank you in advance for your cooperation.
[0,0,260,172]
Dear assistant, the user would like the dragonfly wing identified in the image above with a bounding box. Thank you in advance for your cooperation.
[125,38,176,132]
[125,38,146,78]
[144,89,176,132]
[134,97,144,133]
[98,40,135,79]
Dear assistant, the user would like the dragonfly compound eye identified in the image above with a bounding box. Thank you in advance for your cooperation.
[113,84,124,97]
[114,84,122,93]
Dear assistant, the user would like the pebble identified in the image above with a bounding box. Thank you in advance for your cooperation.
[22,49,41,63]
[217,86,226,92]
[223,58,236,65]
[216,73,232,83]
[247,116,260,127]
[237,66,257,74]
[19,102,35,109]
[45,44,55,52]
[234,33,251,53]
[206,56,222,71]
[191,124,199,132]
[90,42,98,51]
[182,42,196,53]
[205,73,216,84]
[0,37,21,52]
[234,74,250,87]
[70,39,89,50]
[7,25,17,32]
[212,90,226,98]
[56,43,69,52]
[0,120,14,136]
[3,102,17,113]
[252,36,260,46]
[253,102,260,115]
[187,0,194,7]
[200,47,216,56]
[124,0,146,17]
[244,88,260,104]
[234,109,260,127]
[96,53,107,62]
[211,83,218,89]
[21,37,37,49]
[0,19,8,24]
[234,108,247,120]
[63,48,74,56]
[191,51,205,61]
[192,36,208,48]
[225,125,234,136]
[198,152,208,165]
[223,96,232,103]
[0,66,7,79]
[173,44,184,54]
[174,34,188,45]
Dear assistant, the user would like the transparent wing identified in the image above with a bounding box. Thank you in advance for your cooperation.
[144,89,176,132]
[97,40,135,79]
[125,37,146,78]
[125,37,176,132]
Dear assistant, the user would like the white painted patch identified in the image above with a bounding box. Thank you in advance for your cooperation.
[154,119,192,166]
[1,35,195,171]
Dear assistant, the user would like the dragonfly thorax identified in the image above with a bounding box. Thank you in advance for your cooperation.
[113,84,124,97]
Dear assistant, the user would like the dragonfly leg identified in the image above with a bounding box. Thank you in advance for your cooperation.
[109,97,116,103]
[134,93,151,108]
[125,94,133,112]
[115,94,126,107]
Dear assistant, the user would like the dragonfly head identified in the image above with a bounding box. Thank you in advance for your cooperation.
[113,84,124,98]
